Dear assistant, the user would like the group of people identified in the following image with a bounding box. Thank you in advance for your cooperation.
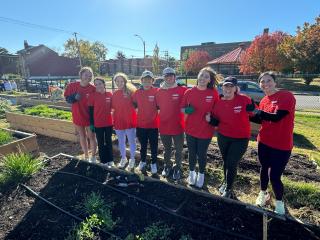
[0,79,17,92]
[64,66,296,216]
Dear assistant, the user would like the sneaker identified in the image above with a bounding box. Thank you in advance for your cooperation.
[218,183,226,195]
[126,158,135,171]
[222,189,233,198]
[150,163,157,174]
[187,171,197,185]
[138,161,147,172]
[161,165,170,178]
[118,158,128,169]
[195,173,204,188]
[274,200,285,215]
[172,168,181,181]
[107,161,115,168]
[89,156,96,163]
[255,191,270,207]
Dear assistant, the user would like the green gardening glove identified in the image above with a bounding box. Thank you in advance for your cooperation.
[89,124,95,133]
[184,104,195,114]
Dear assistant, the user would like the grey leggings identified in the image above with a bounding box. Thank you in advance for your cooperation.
[160,133,184,169]
[217,133,249,190]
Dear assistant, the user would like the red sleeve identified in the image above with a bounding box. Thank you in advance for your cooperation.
[64,83,73,97]
[181,89,190,108]
[277,92,296,112]
[87,93,94,106]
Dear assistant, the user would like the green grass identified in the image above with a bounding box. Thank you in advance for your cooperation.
[22,104,71,120]
[278,78,320,92]
[0,152,42,187]
[0,129,12,146]
[283,178,320,209]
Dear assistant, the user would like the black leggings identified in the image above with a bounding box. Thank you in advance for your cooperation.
[186,134,211,174]
[95,126,113,164]
[258,142,291,200]
[136,128,158,164]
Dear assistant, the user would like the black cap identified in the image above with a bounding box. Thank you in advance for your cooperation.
[223,76,237,86]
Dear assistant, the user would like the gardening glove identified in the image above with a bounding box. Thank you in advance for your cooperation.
[184,104,195,114]
[74,93,81,101]
[246,98,256,112]
[89,124,95,133]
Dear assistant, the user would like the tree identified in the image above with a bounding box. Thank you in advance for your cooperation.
[168,56,176,69]
[63,38,108,74]
[152,44,160,75]
[240,31,292,74]
[279,15,320,84]
[115,51,126,59]
[184,51,211,74]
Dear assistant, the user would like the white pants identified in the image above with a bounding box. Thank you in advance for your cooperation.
[115,128,136,159]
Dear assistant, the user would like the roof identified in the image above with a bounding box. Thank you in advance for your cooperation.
[207,45,247,65]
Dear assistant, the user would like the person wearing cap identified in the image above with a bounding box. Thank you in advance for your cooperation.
[112,72,137,171]
[206,76,255,198]
[181,67,220,188]
[88,77,114,167]
[250,71,295,215]
[64,66,97,162]
[155,67,187,180]
[132,70,159,175]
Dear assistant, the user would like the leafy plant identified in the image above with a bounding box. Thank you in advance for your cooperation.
[0,129,12,145]
[0,152,42,186]
[0,98,12,118]
[129,222,173,240]
[66,214,102,240]
[23,104,71,120]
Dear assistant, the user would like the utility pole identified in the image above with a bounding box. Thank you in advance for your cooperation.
[134,34,146,69]
[73,32,82,68]
[164,50,169,67]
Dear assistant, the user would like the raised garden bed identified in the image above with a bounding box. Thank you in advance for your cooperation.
[0,154,319,239]
[0,128,39,157]
[0,92,40,105]
[5,111,77,142]
[17,97,70,109]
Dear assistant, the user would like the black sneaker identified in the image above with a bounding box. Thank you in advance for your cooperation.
[172,168,181,181]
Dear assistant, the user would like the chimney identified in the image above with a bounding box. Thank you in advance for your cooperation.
[263,28,269,35]
[24,40,29,49]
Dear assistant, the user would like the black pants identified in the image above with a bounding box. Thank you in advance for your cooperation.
[186,134,211,174]
[136,128,158,164]
[217,133,249,190]
[95,126,113,164]
[258,142,291,200]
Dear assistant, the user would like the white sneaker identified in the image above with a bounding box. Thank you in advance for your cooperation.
[195,173,204,188]
[218,182,226,195]
[274,200,285,215]
[89,156,96,163]
[118,158,128,168]
[187,171,196,185]
[255,191,270,207]
[150,163,157,174]
[126,158,135,171]
[138,161,147,171]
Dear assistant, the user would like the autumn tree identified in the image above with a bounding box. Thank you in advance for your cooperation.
[63,39,108,74]
[240,31,292,74]
[279,15,320,84]
[184,51,211,74]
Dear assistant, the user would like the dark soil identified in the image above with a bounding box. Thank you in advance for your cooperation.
[1,155,319,240]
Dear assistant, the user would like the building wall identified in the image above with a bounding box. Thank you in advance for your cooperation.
[210,63,241,75]
[180,41,251,60]
[0,54,19,76]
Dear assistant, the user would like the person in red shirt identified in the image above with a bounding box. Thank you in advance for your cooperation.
[182,67,219,188]
[64,66,97,162]
[250,71,296,215]
[156,67,187,180]
[207,76,254,196]
[132,70,159,175]
[112,73,137,171]
[88,77,114,167]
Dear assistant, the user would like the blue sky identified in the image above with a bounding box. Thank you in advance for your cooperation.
[1,0,319,59]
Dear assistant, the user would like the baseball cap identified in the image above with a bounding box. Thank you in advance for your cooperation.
[223,76,237,86]
[141,70,154,79]
[162,67,176,76]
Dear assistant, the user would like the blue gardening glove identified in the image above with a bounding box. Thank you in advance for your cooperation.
[66,93,81,104]
[184,104,195,114]
[74,93,81,101]
[89,124,95,133]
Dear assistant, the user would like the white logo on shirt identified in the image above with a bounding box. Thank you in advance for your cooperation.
[172,94,179,100]
[205,96,213,102]
[234,106,242,113]
[148,96,155,102]
[106,97,111,102]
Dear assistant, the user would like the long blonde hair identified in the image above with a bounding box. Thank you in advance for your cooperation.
[113,72,136,96]
[197,67,222,89]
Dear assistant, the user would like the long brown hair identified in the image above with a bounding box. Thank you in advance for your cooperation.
[197,67,222,89]
[113,72,136,96]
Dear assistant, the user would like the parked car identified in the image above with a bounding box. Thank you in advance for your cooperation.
[153,77,194,88]
[217,81,265,103]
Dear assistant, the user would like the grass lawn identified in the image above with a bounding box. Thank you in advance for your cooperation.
[278,78,320,92]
